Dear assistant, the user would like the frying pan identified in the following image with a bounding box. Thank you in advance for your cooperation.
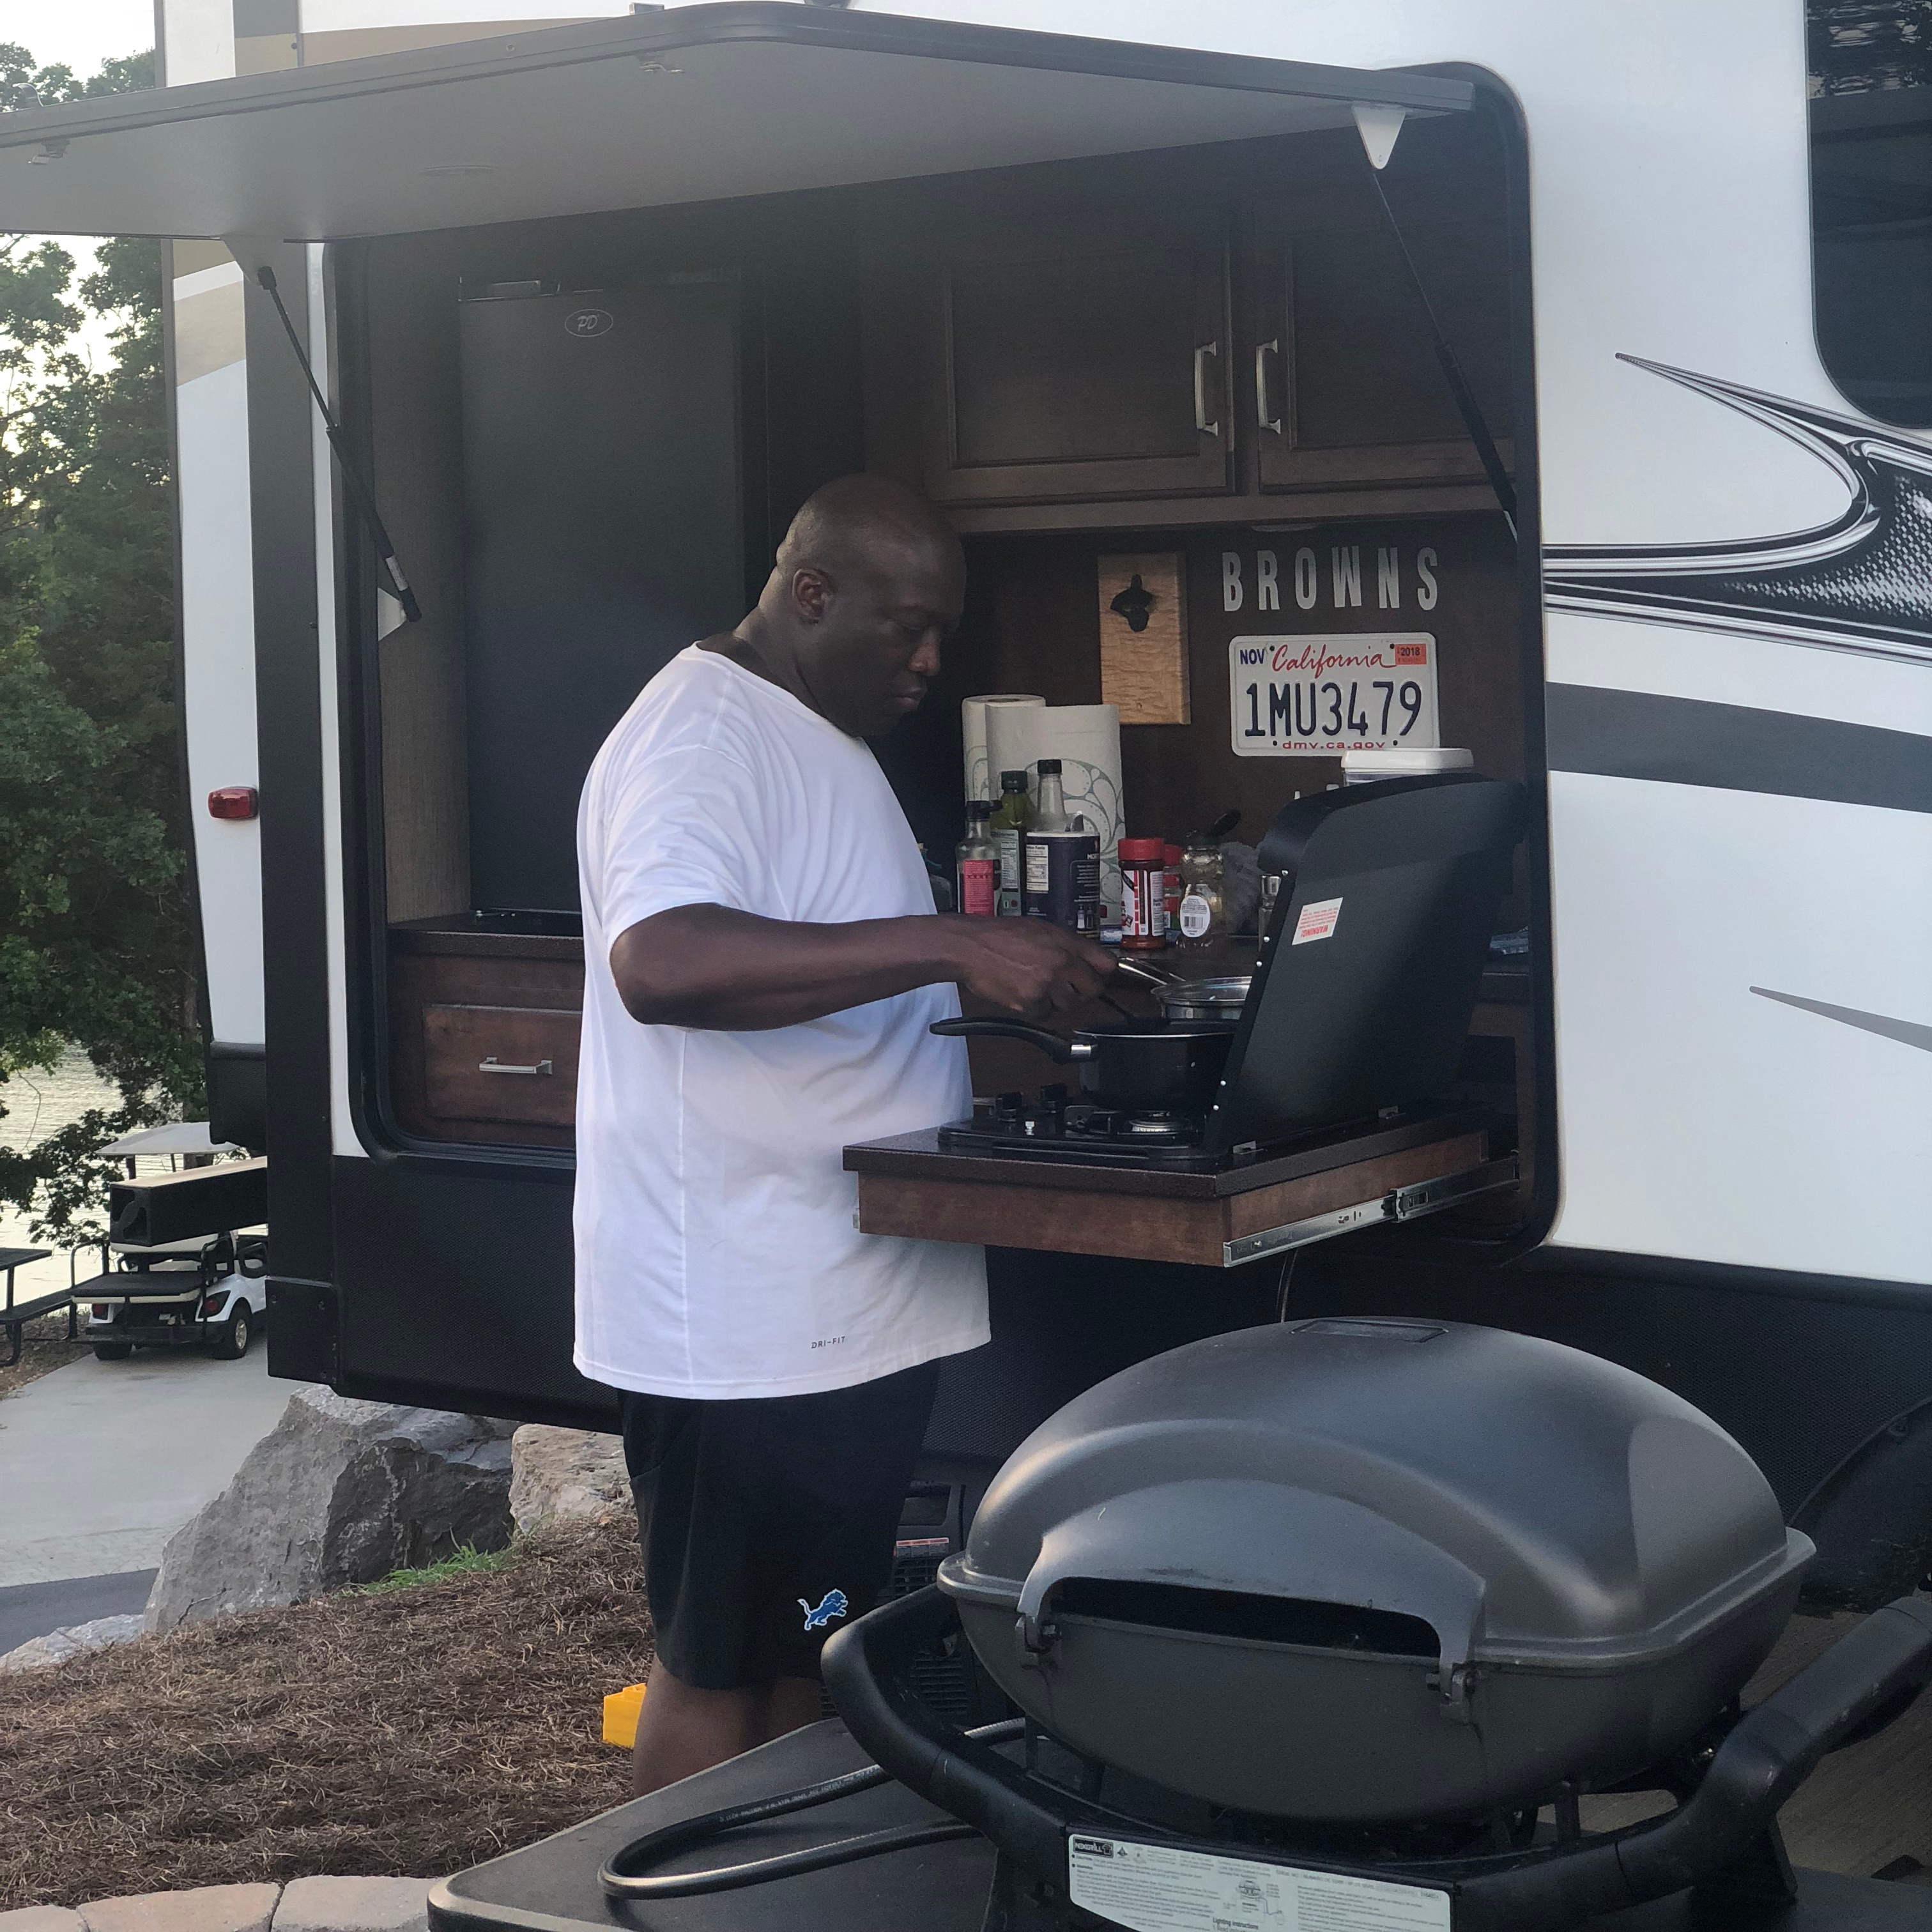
[930,1016,1234,1112]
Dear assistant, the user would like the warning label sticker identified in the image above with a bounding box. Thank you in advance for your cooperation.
[1292,897,1343,946]
[1066,1835,1451,1932]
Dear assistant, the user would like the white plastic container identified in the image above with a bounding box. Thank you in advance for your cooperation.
[1341,746,1475,784]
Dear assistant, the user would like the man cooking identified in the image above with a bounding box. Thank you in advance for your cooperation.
[575,474,1114,1796]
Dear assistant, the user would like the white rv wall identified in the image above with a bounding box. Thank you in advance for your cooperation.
[875,0,1931,1284]
[162,0,265,1056]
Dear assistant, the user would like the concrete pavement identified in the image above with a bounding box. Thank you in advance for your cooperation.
[0,1568,155,1652]
[0,1344,301,1588]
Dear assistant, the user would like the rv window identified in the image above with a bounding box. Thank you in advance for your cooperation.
[1807,1,1932,424]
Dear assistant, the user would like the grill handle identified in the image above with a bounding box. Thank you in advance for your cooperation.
[1454,1594,1932,1932]
[822,1586,1110,1881]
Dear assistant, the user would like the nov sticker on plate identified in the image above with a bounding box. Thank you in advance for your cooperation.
[1292,897,1343,945]
[1228,633,1439,757]
[1067,1834,1451,1932]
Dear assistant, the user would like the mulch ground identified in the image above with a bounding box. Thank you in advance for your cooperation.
[0,1517,652,1912]
[0,1312,91,1400]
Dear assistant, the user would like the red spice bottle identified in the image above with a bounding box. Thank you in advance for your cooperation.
[1119,838,1169,951]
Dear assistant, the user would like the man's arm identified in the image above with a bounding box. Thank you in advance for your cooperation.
[610,905,1115,1030]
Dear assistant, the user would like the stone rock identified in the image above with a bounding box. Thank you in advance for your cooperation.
[509,1425,630,1534]
[272,1878,431,1932]
[145,1390,514,1633]
[0,1908,88,1932]
[0,1613,144,1673]
[80,1885,279,1932]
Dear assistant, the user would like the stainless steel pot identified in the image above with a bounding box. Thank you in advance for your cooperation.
[1114,958,1253,1024]
[1154,973,1251,1023]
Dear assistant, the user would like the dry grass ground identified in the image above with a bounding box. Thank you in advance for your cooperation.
[0,1517,650,1912]
[0,1312,90,1400]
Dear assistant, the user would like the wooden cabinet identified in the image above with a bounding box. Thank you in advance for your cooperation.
[389,919,584,1149]
[863,135,1515,530]
[873,211,1234,509]
[1248,203,1512,494]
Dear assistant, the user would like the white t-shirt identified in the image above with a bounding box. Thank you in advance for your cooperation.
[572,645,988,1399]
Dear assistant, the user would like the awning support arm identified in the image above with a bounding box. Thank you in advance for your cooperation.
[1361,165,1518,540]
[255,265,422,624]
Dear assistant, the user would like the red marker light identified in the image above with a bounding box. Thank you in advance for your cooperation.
[208,786,258,821]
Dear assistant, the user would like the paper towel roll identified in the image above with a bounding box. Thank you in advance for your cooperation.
[985,702,1126,912]
[963,694,1045,804]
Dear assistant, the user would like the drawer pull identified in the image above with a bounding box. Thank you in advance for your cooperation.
[479,1056,553,1077]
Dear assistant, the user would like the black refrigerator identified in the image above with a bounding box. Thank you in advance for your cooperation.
[458,277,746,913]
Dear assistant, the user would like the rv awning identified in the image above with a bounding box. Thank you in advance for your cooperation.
[0,3,1472,241]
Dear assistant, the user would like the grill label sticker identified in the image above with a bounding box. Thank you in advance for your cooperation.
[1292,897,1344,946]
[1067,1835,1452,1932]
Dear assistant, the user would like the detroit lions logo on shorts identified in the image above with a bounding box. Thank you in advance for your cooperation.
[799,1588,849,1630]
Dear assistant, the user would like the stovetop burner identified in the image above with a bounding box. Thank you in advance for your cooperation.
[937,1085,1231,1170]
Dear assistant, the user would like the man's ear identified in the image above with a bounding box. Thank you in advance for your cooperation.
[789,565,834,624]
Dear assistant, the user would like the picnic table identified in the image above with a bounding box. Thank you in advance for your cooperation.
[1,1246,70,1368]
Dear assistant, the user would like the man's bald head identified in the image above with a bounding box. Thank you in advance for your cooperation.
[774,474,962,585]
[742,475,964,739]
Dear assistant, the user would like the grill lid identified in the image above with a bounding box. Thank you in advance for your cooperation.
[939,1319,1810,1682]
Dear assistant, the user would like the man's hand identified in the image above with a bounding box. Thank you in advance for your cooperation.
[935,916,1116,1021]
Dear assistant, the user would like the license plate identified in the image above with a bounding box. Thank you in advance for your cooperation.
[1229,633,1439,757]
[1067,1833,1452,1932]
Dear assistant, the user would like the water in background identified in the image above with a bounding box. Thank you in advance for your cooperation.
[0,1048,122,1301]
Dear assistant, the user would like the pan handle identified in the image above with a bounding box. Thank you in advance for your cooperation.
[929,1018,1083,1064]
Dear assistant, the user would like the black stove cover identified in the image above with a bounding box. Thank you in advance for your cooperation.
[1207,775,1524,1156]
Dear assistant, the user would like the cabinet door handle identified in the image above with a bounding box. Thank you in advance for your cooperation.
[1193,341,1220,438]
[1255,339,1282,435]
[479,1056,553,1077]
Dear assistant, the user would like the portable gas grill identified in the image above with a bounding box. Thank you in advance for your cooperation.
[432,1319,1932,1932]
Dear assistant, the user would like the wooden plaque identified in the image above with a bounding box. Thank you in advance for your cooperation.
[1098,552,1190,725]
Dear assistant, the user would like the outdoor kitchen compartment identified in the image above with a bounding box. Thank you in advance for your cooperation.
[934,1318,1813,1823]
[458,280,746,914]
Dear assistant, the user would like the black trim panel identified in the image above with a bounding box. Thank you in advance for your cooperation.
[1547,683,1932,815]
[243,250,334,1284]
[1519,1241,1929,1309]
[330,1154,616,1428]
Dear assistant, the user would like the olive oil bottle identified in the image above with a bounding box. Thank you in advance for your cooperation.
[988,770,1033,917]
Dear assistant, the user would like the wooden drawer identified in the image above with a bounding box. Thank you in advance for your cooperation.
[422,1004,581,1128]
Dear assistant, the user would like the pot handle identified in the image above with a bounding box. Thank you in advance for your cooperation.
[929,1018,1080,1064]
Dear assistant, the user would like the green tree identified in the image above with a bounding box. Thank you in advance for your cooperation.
[0,45,199,1243]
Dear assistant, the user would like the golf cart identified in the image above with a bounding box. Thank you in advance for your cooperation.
[76,1123,270,1362]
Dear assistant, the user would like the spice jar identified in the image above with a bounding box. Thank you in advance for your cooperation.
[1118,838,1169,952]
[1176,836,1227,951]
[1163,843,1183,939]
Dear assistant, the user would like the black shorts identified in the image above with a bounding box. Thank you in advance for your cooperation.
[620,1358,940,1690]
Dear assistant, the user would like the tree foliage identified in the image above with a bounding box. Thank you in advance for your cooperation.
[0,45,198,1241]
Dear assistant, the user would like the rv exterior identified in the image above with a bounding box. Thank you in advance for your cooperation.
[5,0,1928,1608]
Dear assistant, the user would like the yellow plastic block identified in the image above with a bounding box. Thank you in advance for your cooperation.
[603,1680,648,1749]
